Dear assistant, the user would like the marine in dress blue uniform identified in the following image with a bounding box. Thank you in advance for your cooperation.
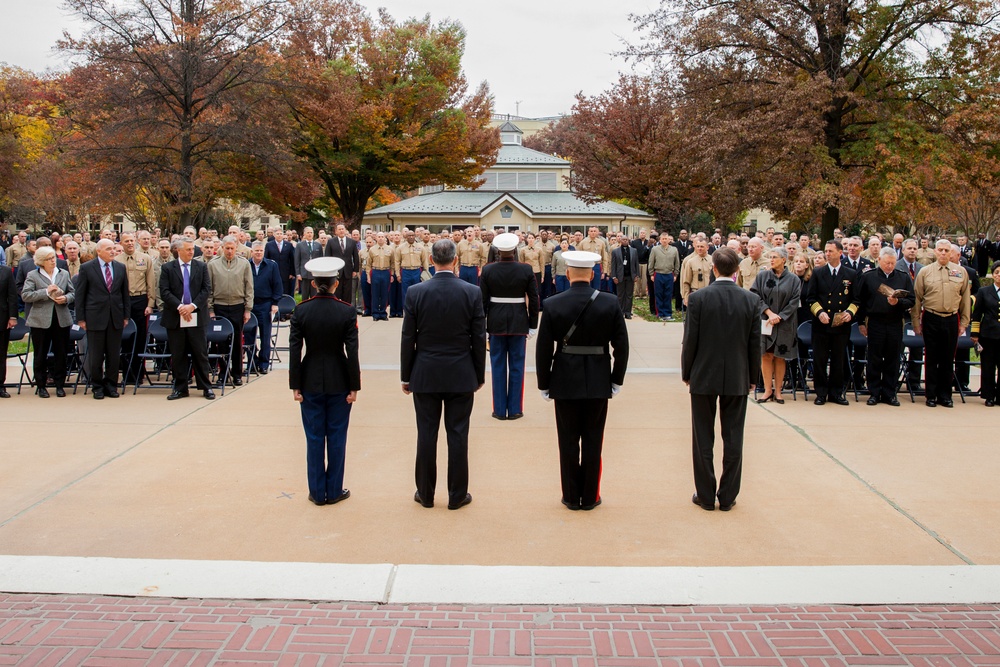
[289,257,361,506]
[479,233,539,420]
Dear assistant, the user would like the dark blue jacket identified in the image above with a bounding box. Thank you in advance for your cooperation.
[251,257,284,306]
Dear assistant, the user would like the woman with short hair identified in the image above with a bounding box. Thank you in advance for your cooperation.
[21,246,75,397]
[751,247,800,404]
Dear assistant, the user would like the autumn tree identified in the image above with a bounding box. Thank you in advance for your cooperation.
[277,1,500,229]
[635,0,1000,240]
[59,0,288,232]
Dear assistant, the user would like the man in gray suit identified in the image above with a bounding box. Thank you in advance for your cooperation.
[401,239,486,511]
[610,239,639,319]
[681,247,761,512]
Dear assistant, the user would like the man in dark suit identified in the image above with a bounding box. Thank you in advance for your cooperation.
[75,239,131,399]
[975,233,994,277]
[682,247,761,511]
[401,239,486,511]
[159,238,215,400]
[325,223,360,304]
[610,240,639,319]
[264,228,296,295]
[806,239,859,405]
[289,256,361,506]
[971,261,1000,406]
[536,251,629,511]
[480,233,539,421]
[294,226,325,300]
[250,241,284,374]
[0,266,17,398]
[672,229,693,312]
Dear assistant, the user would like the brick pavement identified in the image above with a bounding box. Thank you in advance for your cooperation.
[3,594,1000,666]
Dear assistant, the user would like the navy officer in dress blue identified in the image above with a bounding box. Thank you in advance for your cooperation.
[289,256,361,506]
[479,232,539,420]
[536,250,629,511]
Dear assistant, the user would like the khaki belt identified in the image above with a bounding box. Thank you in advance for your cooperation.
[925,309,957,318]
[461,263,479,267]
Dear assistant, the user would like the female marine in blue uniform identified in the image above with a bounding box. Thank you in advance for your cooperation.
[289,257,361,506]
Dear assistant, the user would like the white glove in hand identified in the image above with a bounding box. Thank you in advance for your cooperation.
[540,389,551,402]
[611,383,622,398]
[528,328,537,340]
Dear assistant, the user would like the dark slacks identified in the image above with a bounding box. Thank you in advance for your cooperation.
[866,318,903,401]
[0,325,10,387]
[690,393,747,508]
[360,270,371,316]
[299,277,316,301]
[616,277,634,316]
[334,271,352,303]
[922,312,958,402]
[489,334,526,418]
[553,398,608,507]
[812,325,850,399]
[389,274,402,317]
[413,391,474,506]
[213,303,245,378]
[980,338,1000,402]
[166,325,212,392]
[283,275,295,296]
[251,302,273,371]
[123,295,147,382]
[300,391,352,504]
[86,325,123,389]
[30,321,69,388]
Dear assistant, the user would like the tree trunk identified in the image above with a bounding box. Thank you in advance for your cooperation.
[821,205,839,244]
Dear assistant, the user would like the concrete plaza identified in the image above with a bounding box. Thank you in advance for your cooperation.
[3,316,1000,664]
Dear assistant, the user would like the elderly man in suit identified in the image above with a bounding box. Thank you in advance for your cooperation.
[75,239,131,399]
[537,251,629,511]
[159,238,215,400]
[401,239,486,511]
[325,223,360,304]
[682,247,761,511]
[610,238,639,319]
[264,227,296,295]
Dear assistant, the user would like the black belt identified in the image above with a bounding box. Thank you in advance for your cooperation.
[560,346,605,355]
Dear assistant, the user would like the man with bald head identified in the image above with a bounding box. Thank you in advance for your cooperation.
[75,239,132,398]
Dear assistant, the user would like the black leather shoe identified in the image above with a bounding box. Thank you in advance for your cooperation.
[308,495,326,506]
[925,398,937,407]
[814,397,826,406]
[561,499,580,511]
[886,397,900,407]
[0,390,9,398]
[719,500,736,512]
[327,489,350,504]
[448,493,473,510]
[831,396,850,406]
[92,387,105,400]
[986,400,995,407]
[413,491,433,508]
[940,399,954,408]
[259,367,269,375]
[55,388,66,398]
[692,493,714,511]
[232,377,243,386]
[36,386,50,398]
[203,389,216,400]
[491,412,506,420]
[167,390,189,400]
[104,387,120,398]
[581,498,602,511]
[867,396,879,406]
[507,413,524,420]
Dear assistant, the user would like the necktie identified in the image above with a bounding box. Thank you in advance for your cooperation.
[909,263,915,279]
[104,263,112,291]
[341,237,346,252]
[182,263,192,304]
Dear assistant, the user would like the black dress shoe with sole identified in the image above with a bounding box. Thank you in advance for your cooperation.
[413,491,433,508]
[448,493,473,510]
[36,387,50,398]
[203,389,216,400]
[259,367,269,375]
[507,413,524,420]
[692,493,714,511]
[308,495,326,506]
[92,388,105,400]
[581,498,602,511]
[830,396,850,406]
[940,399,954,408]
[925,399,937,407]
[327,489,350,504]
[104,388,120,398]
[814,397,826,405]
[167,390,189,400]
[55,388,66,398]
[233,377,243,386]
[986,400,995,407]
[0,390,9,398]
[719,501,736,512]
[886,397,900,406]
[561,499,580,511]
[867,396,879,406]
[491,413,506,420]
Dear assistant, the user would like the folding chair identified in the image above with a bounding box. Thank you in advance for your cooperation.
[5,317,31,395]
[269,294,296,365]
[954,329,979,403]
[134,314,174,393]
[848,322,868,402]
[243,311,259,381]
[114,319,138,393]
[67,324,89,394]
[206,316,235,395]
[794,321,813,399]
[899,325,925,403]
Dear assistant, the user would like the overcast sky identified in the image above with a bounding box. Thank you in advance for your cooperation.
[0,0,658,118]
